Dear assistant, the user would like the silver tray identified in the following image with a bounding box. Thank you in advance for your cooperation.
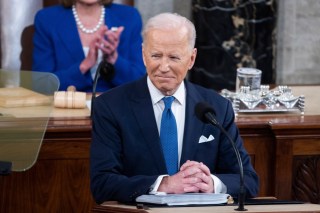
[237,106,302,114]
[221,86,305,115]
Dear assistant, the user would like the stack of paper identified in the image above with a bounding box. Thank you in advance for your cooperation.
[136,193,233,206]
[0,87,51,107]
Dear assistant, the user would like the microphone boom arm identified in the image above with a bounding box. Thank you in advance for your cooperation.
[204,112,247,211]
[90,62,103,117]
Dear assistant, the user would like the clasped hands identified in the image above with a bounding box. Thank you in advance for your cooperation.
[158,160,214,194]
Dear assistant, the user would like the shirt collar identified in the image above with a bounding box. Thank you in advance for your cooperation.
[147,76,186,106]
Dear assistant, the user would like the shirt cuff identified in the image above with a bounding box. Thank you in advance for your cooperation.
[211,174,227,194]
[149,175,168,194]
[149,174,227,194]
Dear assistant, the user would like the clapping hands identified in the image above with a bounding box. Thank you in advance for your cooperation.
[98,26,124,64]
[79,26,124,74]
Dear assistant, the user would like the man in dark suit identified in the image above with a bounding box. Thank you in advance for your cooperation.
[90,12,259,204]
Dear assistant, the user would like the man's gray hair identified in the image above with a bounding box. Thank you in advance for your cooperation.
[142,13,196,50]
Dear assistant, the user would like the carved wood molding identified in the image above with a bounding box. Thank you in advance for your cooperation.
[293,157,320,204]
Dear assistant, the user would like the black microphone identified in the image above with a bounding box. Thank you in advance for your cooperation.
[195,102,247,211]
[91,60,115,116]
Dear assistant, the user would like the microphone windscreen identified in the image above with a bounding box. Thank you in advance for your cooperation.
[99,61,115,82]
[195,102,216,123]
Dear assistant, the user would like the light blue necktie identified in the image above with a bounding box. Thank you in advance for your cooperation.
[160,96,178,175]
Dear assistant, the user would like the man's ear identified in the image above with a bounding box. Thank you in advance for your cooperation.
[142,44,147,66]
[189,48,197,70]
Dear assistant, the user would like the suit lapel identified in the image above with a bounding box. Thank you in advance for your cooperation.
[128,79,208,171]
[180,82,206,165]
[129,77,167,174]
[56,8,84,62]
[105,6,117,29]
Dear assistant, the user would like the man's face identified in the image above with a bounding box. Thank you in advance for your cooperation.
[142,27,197,96]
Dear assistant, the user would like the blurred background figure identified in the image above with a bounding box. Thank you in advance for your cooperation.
[32,0,146,92]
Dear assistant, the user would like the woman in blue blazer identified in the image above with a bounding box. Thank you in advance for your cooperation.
[32,0,145,92]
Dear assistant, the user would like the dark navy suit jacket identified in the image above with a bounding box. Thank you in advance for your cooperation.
[90,76,259,204]
[32,4,145,92]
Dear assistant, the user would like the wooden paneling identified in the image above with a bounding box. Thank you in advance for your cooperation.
[0,118,94,213]
[293,156,320,203]
[0,152,94,213]
[243,135,276,197]
[43,0,59,7]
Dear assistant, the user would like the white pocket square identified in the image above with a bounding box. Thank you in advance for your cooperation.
[198,135,215,143]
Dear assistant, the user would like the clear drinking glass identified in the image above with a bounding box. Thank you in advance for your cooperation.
[236,68,262,93]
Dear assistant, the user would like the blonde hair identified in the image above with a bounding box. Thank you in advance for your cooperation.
[142,12,196,50]
[60,0,113,7]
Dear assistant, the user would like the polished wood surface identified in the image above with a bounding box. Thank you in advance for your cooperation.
[1,86,320,212]
[91,202,320,213]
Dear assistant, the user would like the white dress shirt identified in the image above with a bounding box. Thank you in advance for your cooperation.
[147,77,186,165]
